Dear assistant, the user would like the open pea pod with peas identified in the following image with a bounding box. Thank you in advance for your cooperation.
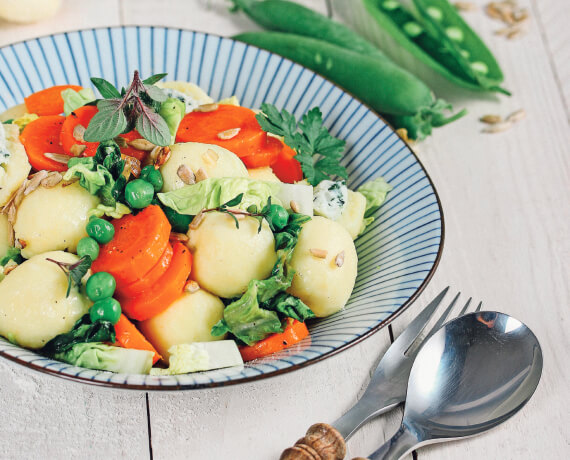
[364,0,509,94]
[231,0,466,140]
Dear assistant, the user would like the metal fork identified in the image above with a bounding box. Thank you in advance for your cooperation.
[332,287,483,440]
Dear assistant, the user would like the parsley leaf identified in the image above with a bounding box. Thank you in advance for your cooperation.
[256,103,347,185]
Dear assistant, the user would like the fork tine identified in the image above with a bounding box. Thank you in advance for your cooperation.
[429,292,460,332]
[390,287,449,352]
[458,297,472,316]
[476,301,483,312]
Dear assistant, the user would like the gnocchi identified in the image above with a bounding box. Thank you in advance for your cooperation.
[0,213,10,260]
[248,167,281,183]
[139,289,226,363]
[14,181,100,258]
[160,142,248,192]
[188,212,277,298]
[288,216,358,317]
[0,251,91,349]
[0,124,32,207]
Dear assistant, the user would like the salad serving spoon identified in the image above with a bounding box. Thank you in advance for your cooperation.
[369,311,543,460]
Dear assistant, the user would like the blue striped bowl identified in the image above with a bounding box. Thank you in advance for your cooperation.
[0,27,443,389]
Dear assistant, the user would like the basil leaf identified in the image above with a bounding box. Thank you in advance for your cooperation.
[142,73,168,85]
[90,77,121,99]
[144,84,168,103]
[84,99,128,142]
[135,107,171,147]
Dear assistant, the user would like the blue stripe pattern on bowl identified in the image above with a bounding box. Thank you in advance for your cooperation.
[0,27,443,389]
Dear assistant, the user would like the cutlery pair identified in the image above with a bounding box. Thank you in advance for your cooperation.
[280,287,543,460]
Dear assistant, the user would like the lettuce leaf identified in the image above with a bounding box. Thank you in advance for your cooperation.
[357,176,392,218]
[61,88,96,116]
[54,342,153,374]
[157,177,282,215]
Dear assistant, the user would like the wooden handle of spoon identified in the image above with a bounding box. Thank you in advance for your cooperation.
[279,423,368,460]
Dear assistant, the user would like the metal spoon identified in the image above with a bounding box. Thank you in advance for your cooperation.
[369,311,543,460]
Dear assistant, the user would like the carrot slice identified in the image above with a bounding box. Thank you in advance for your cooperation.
[19,115,69,172]
[60,106,99,157]
[271,144,303,183]
[117,242,174,297]
[176,105,267,157]
[91,205,171,288]
[24,84,82,116]
[114,314,162,364]
[118,130,148,162]
[239,319,310,361]
[119,243,193,321]
[240,135,282,169]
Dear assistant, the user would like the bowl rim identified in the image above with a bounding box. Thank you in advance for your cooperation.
[0,26,445,390]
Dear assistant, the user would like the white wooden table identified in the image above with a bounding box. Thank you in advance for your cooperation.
[0,1,568,459]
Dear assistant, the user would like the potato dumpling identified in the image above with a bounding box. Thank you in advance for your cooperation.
[0,251,91,349]
[0,124,32,207]
[248,167,280,183]
[288,216,358,317]
[0,104,27,122]
[188,212,277,299]
[161,142,248,192]
[139,289,225,363]
[14,181,100,258]
[0,213,10,260]
[336,190,367,240]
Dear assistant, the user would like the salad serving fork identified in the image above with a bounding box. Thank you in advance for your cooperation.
[279,287,483,459]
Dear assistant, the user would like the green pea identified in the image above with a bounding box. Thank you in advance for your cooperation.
[268,204,289,230]
[77,237,100,261]
[471,61,489,75]
[403,22,423,38]
[446,26,464,42]
[86,218,115,244]
[427,7,443,21]
[125,179,155,209]
[140,166,164,192]
[86,272,116,302]
[89,297,121,325]
[382,0,400,10]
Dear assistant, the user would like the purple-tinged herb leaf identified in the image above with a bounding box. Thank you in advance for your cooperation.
[135,105,171,147]
[84,99,128,142]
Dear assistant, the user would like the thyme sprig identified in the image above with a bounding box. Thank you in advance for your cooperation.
[84,70,171,147]
[201,194,282,232]
[46,255,92,297]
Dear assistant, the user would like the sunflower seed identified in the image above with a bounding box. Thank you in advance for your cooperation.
[195,167,208,182]
[201,149,219,166]
[177,164,196,185]
[506,108,526,123]
[310,248,328,259]
[194,103,219,113]
[73,124,86,142]
[17,238,27,249]
[170,232,189,242]
[507,27,524,39]
[395,128,410,143]
[70,143,87,157]
[454,2,477,11]
[217,128,241,140]
[189,211,204,230]
[3,264,17,276]
[290,200,300,213]
[123,155,142,179]
[154,146,171,168]
[184,280,200,293]
[41,172,63,188]
[485,3,505,20]
[482,121,513,133]
[335,251,345,268]
[44,152,70,164]
[480,114,503,124]
[24,171,48,195]
[128,138,156,151]
[114,136,128,148]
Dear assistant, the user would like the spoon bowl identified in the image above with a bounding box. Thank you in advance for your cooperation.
[370,312,543,459]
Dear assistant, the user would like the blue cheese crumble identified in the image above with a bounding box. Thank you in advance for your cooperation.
[313,180,348,221]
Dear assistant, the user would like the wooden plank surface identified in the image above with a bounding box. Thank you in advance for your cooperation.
[0,0,568,459]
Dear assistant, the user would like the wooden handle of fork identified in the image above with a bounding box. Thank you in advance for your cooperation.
[279,423,368,460]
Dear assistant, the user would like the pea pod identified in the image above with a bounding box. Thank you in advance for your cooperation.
[231,0,386,59]
[362,0,509,94]
[234,32,464,125]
